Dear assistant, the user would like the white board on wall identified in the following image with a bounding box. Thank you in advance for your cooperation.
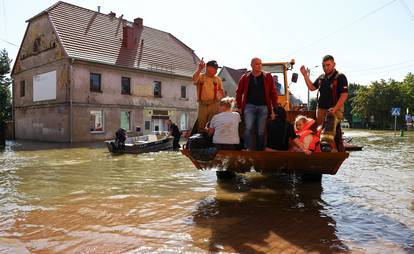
[33,70,57,102]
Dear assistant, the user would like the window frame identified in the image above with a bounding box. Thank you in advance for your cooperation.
[20,80,25,97]
[145,121,151,130]
[90,73,102,92]
[180,85,187,99]
[120,111,131,131]
[153,81,162,98]
[121,77,131,95]
[90,110,105,133]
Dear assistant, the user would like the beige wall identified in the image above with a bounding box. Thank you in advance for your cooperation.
[13,14,65,75]
[14,105,69,142]
[13,60,70,108]
[72,62,197,109]
[71,106,143,142]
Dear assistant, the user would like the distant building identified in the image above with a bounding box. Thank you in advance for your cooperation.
[289,93,302,108]
[218,66,246,97]
[11,2,199,142]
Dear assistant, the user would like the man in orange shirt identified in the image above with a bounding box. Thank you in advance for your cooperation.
[193,58,224,132]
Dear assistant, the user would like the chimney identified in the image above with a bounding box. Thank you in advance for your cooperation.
[134,18,143,28]
[123,24,136,49]
[109,11,116,18]
[97,6,101,13]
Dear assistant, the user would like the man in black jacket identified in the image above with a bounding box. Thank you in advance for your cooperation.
[167,120,181,150]
[300,55,348,152]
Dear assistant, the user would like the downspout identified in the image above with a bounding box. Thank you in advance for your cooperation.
[12,80,15,140]
[69,58,75,143]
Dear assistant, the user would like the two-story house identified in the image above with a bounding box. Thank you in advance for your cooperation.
[11,1,199,142]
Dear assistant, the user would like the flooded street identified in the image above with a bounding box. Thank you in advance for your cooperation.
[0,130,413,253]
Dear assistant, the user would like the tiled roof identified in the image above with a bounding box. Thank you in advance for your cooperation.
[37,1,199,77]
[222,66,246,83]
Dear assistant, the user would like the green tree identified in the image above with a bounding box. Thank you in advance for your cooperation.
[344,83,361,126]
[352,78,405,129]
[0,48,12,123]
[400,73,414,116]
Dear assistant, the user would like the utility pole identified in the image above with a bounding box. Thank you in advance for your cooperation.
[306,65,319,110]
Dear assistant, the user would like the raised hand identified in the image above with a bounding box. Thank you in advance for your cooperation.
[198,57,205,70]
[300,65,308,76]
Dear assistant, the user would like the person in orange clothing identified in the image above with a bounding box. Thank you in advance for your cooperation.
[294,115,320,153]
[192,58,224,133]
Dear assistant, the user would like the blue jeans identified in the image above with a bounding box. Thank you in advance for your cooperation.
[243,104,268,150]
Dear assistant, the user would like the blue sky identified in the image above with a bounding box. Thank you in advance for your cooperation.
[1,0,413,101]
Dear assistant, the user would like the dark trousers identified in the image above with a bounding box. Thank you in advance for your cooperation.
[214,144,240,150]
[173,135,181,149]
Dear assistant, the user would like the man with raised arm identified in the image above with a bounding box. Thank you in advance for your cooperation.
[193,58,224,133]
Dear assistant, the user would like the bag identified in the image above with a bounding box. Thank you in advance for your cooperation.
[187,133,217,161]
[187,133,211,150]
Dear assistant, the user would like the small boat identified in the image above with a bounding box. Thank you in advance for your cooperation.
[343,136,363,151]
[181,149,349,175]
[344,142,363,151]
[106,134,173,154]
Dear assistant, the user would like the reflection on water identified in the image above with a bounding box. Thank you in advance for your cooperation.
[0,130,413,253]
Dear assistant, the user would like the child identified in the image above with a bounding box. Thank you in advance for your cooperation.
[208,97,241,150]
[294,115,320,152]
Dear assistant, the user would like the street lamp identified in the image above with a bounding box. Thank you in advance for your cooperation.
[306,65,319,110]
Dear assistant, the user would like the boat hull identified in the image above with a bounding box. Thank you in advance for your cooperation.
[181,149,349,175]
[106,137,173,154]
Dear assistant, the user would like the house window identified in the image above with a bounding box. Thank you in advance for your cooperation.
[20,80,25,97]
[90,110,104,132]
[153,81,161,97]
[120,111,131,131]
[180,85,187,99]
[90,73,101,92]
[180,113,188,130]
[121,77,131,95]
[145,121,151,130]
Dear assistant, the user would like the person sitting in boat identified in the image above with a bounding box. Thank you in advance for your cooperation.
[167,119,181,150]
[208,97,241,150]
[265,106,311,155]
[294,115,320,152]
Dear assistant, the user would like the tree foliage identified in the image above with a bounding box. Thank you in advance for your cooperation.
[0,48,12,123]
[351,73,414,129]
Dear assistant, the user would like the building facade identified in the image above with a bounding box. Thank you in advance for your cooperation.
[12,2,199,142]
[218,66,246,97]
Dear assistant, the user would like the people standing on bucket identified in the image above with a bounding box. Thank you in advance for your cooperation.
[193,58,224,133]
[300,55,348,151]
[236,57,278,151]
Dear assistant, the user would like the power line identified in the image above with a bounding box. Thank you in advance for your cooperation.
[0,37,17,47]
[283,0,398,59]
[350,63,414,78]
[400,0,414,23]
[346,58,414,73]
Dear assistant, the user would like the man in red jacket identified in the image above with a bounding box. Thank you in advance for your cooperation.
[236,58,278,150]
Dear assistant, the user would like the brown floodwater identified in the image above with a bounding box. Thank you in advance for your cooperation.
[0,130,413,254]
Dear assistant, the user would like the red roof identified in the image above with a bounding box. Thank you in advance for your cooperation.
[33,1,199,77]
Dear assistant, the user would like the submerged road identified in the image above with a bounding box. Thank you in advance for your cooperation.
[0,129,413,253]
